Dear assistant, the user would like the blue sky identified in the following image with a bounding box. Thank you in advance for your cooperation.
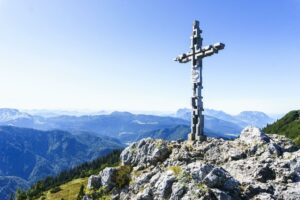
[0,0,300,114]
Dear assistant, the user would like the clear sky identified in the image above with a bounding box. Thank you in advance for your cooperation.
[0,0,300,115]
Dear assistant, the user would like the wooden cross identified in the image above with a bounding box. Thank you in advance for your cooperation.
[174,20,225,141]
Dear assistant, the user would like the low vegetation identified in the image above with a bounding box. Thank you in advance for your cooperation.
[113,165,132,188]
[40,178,87,200]
[168,166,182,176]
[197,183,208,193]
[15,149,122,200]
[263,110,300,146]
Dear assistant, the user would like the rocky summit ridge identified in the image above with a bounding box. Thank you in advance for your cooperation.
[85,126,300,200]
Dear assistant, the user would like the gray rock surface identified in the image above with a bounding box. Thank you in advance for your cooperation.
[86,126,300,200]
[120,138,171,168]
[87,175,102,189]
[100,167,117,189]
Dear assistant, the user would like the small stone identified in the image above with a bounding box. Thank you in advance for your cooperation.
[228,148,246,161]
[203,167,227,188]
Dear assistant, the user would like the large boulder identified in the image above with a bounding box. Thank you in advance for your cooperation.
[100,167,118,190]
[202,167,239,191]
[120,138,171,168]
[87,175,102,189]
[187,162,214,182]
[87,167,118,191]
[239,126,270,145]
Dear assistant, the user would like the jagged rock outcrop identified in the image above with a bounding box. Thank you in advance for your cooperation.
[85,126,300,200]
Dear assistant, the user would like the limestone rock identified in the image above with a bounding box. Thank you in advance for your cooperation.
[86,167,118,191]
[136,187,153,200]
[187,162,214,182]
[85,127,300,200]
[87,175,101,189]
[170,182,186,200]
[202,167,238,190]
[211,188,232,200]
[100,167,117,190]
[120,138,171,168]
[154,170,176,198]
[252,193,275,200]
[239,126,269,145]
[254,165,276,183]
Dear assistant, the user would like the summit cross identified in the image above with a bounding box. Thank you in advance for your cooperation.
[174,20,225,141]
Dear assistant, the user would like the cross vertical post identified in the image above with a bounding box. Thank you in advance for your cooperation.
[190,20,204,141]
[174,20,225,141]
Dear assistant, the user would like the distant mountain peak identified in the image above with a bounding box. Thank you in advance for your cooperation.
[236,111,274,128]
[176,108,275,129]
[110,111,134,117]
[0,108,32,122]
[237,110,270,116]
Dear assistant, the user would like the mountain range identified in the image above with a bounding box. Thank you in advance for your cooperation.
[0,108,275,143]
[176,108,275,129]
[0,108,276,199]
[0,126,123,199]
[0,109,187,143]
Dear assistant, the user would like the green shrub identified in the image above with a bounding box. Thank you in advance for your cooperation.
[168,166,182,176]
[113,165,132,188]
[197,183,208,193]
[263,110,300,146]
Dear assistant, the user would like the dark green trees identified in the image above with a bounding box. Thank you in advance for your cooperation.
[77,185,85,200]
[263,110,300,146]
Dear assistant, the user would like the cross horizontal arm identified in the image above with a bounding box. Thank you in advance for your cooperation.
[174,43,225,63]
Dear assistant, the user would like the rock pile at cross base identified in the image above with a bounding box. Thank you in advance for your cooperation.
[85,127,300,200]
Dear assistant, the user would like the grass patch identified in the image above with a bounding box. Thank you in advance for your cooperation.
[168,166,182,176]
[197,183,208,193]
[85,186,111,200]
[132,170,142,177]
[39,177,88,200]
